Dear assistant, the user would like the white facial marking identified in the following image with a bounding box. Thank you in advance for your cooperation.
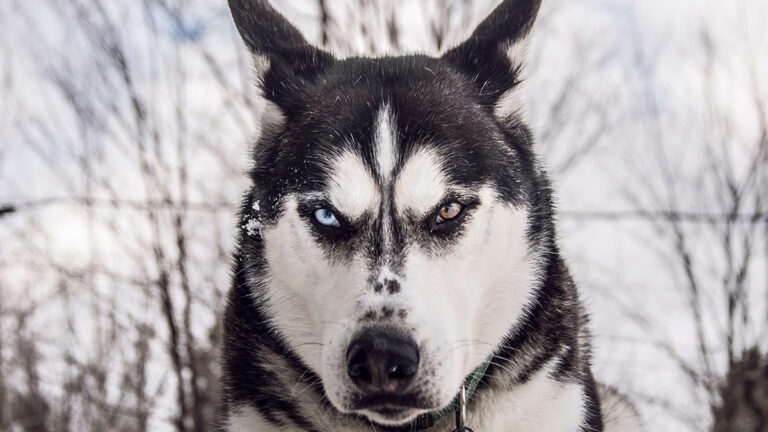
[259,196,365,374]
[402,187,536,397]
[374,104,399,260]
[394,147,447,216]
[377,266,397,285]
[326,150,380,219]
[374,104,398,182]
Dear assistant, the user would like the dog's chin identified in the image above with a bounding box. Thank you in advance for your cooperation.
[331,390,456,428]
[328,395,432,426]
[327,389,445,427]
[359,407,424,426]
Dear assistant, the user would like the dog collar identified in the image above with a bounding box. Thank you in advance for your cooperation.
[405,355,492,431]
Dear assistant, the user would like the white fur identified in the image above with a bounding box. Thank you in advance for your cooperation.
[229,405,285,432]
[469,362,585,432]
[258,99,285,133]
[599,386,645,432]
[374,104,397,182]
[398,186,536,408]
[494,37,532,120]
[505,37,529,73]
[250,55,286,136]
[394,147,448,216]
[325,150,381,220]
[374,105,398,263]
[259,196,365,373]
[251,54,271,85]
[495,84,527,120]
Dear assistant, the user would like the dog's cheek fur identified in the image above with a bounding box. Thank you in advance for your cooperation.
[403,186,536,406]
[258,193,393,416]
[259,196,365,378]
[228,404,277,432]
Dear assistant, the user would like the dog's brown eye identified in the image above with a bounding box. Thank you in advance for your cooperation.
[436,202,462,224]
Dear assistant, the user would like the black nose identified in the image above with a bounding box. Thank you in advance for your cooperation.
[346,328,419,395]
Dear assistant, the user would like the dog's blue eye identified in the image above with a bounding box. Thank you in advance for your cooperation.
[313,208,340,227]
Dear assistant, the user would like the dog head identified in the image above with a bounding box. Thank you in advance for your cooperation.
[230,0,543,426]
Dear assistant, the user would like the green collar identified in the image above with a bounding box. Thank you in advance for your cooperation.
[406,356,492,431]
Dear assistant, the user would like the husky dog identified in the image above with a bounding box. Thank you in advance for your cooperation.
[223,0,643,431]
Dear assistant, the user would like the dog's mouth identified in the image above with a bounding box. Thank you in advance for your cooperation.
[352,392,434,411]
[363,406,416,424]
[352,393,438,425]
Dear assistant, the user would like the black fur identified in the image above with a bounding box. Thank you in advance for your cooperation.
[223,0,605,431]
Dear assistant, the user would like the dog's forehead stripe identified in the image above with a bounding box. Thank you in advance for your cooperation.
[327,150,380,219]
[374,104,399,266]
[374,104,397,182]
[394,148,447,216]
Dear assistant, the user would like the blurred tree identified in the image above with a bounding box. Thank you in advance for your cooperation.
[711,347,768,432]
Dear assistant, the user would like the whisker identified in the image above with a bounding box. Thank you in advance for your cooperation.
[291,376,323,398]
[293,342,325,349]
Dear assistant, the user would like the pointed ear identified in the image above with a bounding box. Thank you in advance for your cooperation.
[443,0,541,120]
[228,0,334,107]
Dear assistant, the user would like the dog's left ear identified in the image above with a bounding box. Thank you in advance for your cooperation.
[443,0,541,121]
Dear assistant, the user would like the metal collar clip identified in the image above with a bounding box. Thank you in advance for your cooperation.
[452,386,474,432]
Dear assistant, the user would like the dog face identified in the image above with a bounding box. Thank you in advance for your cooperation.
[230,0,542,426]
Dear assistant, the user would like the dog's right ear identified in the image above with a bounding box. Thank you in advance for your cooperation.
[443,0,541,122]
[228,0,334,107]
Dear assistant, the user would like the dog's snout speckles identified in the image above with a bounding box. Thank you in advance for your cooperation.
[359,306,408,322]
[372,278,401,294]
[373,281,384,293]
[385,279,400,294]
